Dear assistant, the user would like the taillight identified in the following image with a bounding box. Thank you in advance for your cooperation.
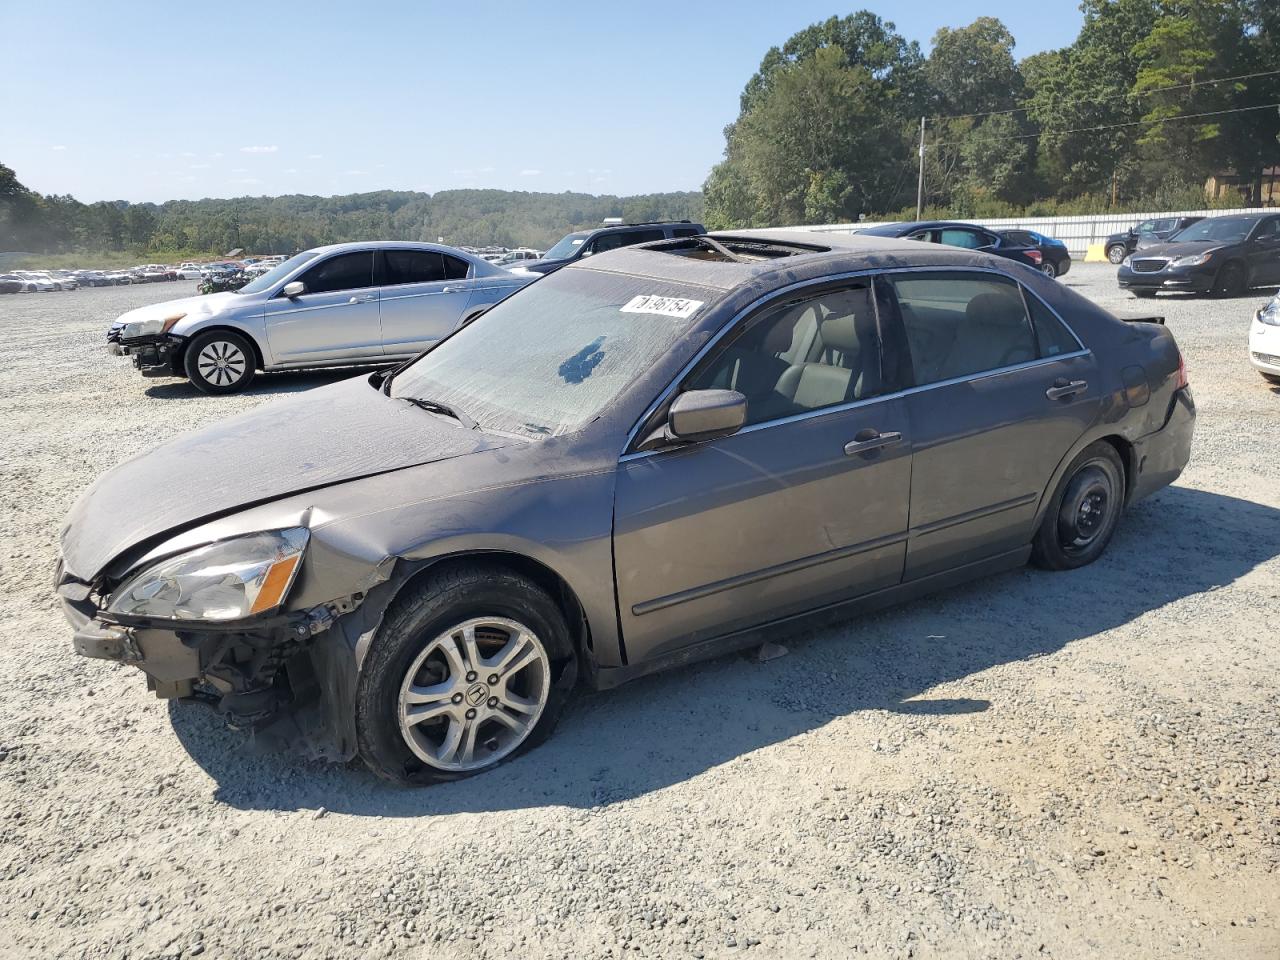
[1175,352,1188,389]
[1025,249,1042,265]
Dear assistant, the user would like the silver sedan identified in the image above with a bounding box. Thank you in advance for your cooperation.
[108,241,535,393]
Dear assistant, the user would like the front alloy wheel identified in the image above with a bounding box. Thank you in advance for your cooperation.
[183,330,256,394]
[1107,245,1127,264]
[398,617,551,772]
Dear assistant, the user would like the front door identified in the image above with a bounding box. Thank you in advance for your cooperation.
[264,250,382,364]
[880,271,1101,579]
[613,280,913,666]
[1245,216,1280,287]
[375,249,476,357]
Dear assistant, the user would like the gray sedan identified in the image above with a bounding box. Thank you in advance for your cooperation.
[57,230,1195,784]
[108,241,532,393]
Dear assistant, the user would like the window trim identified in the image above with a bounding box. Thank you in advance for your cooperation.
[620,265,1089,461]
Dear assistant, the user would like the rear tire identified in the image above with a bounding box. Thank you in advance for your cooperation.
[1039,261,1057,279]
[1031,441,1125,571]
[1107,245,1127,264]
[356,566,575,785]
[183,330,256,394]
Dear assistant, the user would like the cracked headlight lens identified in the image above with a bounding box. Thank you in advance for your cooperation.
[108,528,308,621]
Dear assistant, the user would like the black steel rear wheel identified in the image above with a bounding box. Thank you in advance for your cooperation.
[1032,442,1125,570]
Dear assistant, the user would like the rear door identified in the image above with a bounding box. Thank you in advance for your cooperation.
[375,249,474,357]
[881,270,1101,579]
[613,280,913,665]
[263,250,381,364]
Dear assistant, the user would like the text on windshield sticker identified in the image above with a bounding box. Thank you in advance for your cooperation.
[620,295,704,319]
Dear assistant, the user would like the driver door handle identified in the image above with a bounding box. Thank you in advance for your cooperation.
[844,430,902,456]
[349,294,377,304]
[1046,378,1088,400]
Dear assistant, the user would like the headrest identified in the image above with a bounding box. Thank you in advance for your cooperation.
[966,291,1026,327]
[818,310,863,352]
[761,303,813,353]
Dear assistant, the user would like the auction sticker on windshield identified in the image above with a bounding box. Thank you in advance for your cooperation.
[620,295,704,319]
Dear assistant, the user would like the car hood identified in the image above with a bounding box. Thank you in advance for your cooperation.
[60,375,515,580]
[112,291,244,329]
[1128,241,1224,260]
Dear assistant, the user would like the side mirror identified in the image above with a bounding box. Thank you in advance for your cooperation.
[666,389,747,443]
[281,281,305,298]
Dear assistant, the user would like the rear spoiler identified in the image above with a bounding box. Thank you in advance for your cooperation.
[1116,314,1165,326]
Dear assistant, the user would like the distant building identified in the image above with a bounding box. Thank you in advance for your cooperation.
[1205,167,1279,207]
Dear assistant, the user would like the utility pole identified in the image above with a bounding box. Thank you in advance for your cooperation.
[916,116,926,220]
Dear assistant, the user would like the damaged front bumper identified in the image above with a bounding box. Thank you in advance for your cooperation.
[108,328,185,377]
[56,568,368,760]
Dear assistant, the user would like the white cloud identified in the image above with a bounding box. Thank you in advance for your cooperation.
[341,169,365,175]
[51,144,66,151]
[231,177,261,185]
[283,167,298,174]
[239,145,278,154]
[478,165,495,174]
[179,151,196,158]
[307,153,323,160]
[519,169,542,177]
[190,163,211,170]
[211,152,224,159]
[231,167,247,173]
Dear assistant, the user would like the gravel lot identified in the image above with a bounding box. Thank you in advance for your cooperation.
[1,266,1277,960]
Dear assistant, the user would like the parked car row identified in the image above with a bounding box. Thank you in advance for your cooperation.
[2,256,294,293]
[62,226,1195,785]
[1116,212,1280,298]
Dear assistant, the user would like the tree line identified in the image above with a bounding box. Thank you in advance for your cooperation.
[0,163,702,260]
[705,0,1279,227]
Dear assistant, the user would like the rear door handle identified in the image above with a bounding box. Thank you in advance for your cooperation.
[349,294,377,303]
[843,430,902,456]
[1046,378,1088,400]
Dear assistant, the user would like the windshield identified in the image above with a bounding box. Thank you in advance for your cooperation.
[237,250,320,294]
[1170,217,1259,244]
[542,232,590,261]
[389,268,714,439]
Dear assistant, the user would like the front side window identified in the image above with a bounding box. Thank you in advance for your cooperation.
[238,250,320,295]
[937,228,989,250]
[887,272,1036,385]
[298,251,375,295]
[543,232,589,261]
[685,283,882,427]
[390,269,715,439]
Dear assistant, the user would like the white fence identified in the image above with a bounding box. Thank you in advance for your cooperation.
[779,207,1264,257]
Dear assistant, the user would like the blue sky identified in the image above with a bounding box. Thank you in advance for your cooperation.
[3,1,1084,203]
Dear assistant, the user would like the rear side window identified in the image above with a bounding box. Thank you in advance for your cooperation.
[672,227,701,237]
[381,250,448,285]
[443,254,470,279]
[886,272,1036,385]
[299,251,374,294]
[1025,293,1082,356]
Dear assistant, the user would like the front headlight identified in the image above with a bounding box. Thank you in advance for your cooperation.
[1171,252,1213,268]
[108,528,308,622]
[121,312,185,339]
[1121,255,1131,266]
[1260,298,1280,326]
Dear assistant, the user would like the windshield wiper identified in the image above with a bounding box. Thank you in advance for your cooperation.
[400,396,479,430]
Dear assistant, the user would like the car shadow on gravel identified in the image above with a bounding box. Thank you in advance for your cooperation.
[143,368,367,399]
[170,483,1280,815]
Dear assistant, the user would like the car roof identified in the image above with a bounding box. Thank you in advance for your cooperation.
[568,228,1019,293]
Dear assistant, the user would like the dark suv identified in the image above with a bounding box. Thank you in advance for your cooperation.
[514,220,706,276]
[1104,216,1203,264]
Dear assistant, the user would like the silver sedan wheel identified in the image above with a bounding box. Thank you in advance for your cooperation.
[196,339,248,387]
[397,616,551,773]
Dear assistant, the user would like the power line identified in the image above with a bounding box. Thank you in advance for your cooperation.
[928,67,1280,123]
[927,101,1280,149]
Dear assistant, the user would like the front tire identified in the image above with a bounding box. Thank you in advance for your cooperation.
[1262,372,1280,385]
[1031,441,1125,571]
[1213,262,1247,298]
[183,330,256,394]
[1107,245,1127,264]
[1132,290,1157,298]
[356,566,574,785]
